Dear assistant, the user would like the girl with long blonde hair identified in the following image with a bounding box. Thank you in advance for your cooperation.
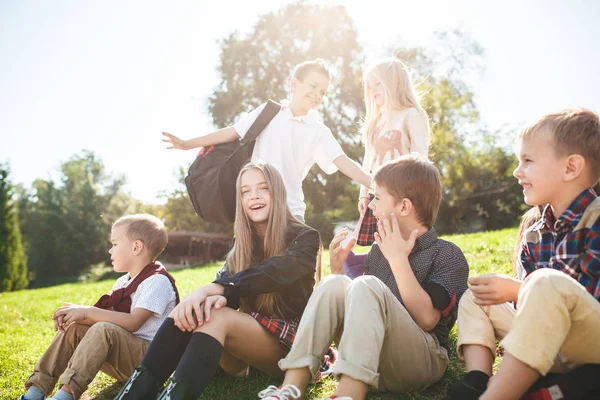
[115,162,321,400]
[354,57,431,246]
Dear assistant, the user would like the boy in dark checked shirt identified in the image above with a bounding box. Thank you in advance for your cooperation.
[447,109,600,400]
[257,154,469,400]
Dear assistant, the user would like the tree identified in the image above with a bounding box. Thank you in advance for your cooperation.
[208,2,365,239]
[207,3,524,240]
[0,164,28,292]
[18,151,126,285]
[393,30,524,232]
[162,166,232,234]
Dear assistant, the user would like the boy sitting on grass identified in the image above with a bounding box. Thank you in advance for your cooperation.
[258,154,469,400]
[20,214,179,400]
[447,109,600,400]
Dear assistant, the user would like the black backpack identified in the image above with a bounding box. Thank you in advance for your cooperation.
[185,100,281,224]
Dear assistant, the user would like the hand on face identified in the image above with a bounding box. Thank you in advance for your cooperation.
[374,213,417,268]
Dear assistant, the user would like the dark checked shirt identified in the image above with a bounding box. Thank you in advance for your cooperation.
[213,226,320,320]
[518,188,600,301]
[364,228,469,350]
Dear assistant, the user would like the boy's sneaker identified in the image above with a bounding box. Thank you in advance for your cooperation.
[258,384,301,399]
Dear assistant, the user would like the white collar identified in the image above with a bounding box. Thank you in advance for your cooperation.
[280,99,322,124]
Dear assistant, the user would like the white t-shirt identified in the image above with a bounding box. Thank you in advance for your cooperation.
[233,100,346,218]
[111,273,177,342]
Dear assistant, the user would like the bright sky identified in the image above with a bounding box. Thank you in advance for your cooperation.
[1,0,599,204]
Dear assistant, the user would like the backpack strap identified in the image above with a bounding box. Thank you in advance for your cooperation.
[240,99,282,148]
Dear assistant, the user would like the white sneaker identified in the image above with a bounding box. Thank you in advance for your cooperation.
[258,384,302,399]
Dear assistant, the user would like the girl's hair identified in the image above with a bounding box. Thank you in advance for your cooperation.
[225,162,321,318]
[362,57,431,145]
[512,206,543,275]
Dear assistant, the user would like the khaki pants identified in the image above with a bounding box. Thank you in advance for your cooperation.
[457,268,600,375]
[279,275,449,392]
[25,322,149,399]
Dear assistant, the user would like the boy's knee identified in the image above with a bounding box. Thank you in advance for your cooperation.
[522,268,572,295]
[347,275,385,299]
[87,321,121,340]
[459,288,477,308]
[316,274,351,298]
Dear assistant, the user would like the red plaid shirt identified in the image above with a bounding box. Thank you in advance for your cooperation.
[519,188,600,301]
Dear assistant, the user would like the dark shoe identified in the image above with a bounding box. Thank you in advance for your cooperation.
[156,377,196,400]
[114,365,162,400]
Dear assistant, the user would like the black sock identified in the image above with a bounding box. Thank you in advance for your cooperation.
[141,318,192,384]
[527,364,600,399]
[446,370,490,400]
[172,332,224,397]
[464,370,490,392]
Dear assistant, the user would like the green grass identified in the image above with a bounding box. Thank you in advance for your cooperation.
[0,228,517,399]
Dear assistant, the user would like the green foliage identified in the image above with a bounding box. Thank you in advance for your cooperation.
[204,4,524,241]
[208,2,365,242]
[0,164,28,292]
[0,228,518,399]
[17,151,130,286]
[394,30,525,234]
[161,166,233,234]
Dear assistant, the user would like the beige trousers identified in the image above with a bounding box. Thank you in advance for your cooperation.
[279,274,449,392]
[457,268,600,374]
[25,322,149,399]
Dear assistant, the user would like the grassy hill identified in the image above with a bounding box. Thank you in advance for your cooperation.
[0,228,517,399]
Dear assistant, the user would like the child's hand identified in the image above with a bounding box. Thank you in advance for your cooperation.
[329,228,356,274]
[203,295,227,323]
[162,131,189,150]
[52,303,89,332]
[374,213,417,268]
[469,274,522,305]
[358,197,370,215]
[171,287,208,332]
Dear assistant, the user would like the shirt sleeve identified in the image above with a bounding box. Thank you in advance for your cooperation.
[427,243,469,317]
[423,282,451,311]
[132,275,176,316]
[215,263,230,280]
[313,128,346,174]
[232,103,267,140]
[404,109,429,157]
[213,228,321,309]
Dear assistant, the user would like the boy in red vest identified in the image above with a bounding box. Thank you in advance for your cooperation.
[21,214,180,400]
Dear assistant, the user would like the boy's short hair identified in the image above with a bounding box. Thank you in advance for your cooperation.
[374,154,442,228]
[113,214,168,260]
[292,59,330,82]
[518,108,600,183]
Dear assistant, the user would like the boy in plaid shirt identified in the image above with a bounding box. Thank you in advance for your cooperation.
[446,109,600,400]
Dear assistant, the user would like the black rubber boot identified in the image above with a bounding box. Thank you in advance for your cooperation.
[156,377,197,400]
[113,365,162,400]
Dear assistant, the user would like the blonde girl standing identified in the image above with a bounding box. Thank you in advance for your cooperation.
[356,57,431,246]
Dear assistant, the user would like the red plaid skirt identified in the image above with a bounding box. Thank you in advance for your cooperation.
[357,195,377,246]
[249,312,337,381]
[249,312,299,353]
